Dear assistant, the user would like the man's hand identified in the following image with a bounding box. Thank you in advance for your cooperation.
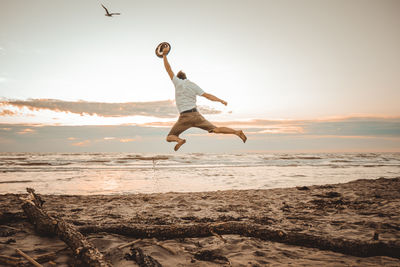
[162,47,169,56]
[221,100,228,106]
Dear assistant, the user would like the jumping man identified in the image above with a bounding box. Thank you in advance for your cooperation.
[162,47,247,151]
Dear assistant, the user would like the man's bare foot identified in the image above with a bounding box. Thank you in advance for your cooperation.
[174,139,186,151]
[237,130,247,143]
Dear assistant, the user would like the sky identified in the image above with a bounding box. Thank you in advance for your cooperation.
[0,0,399,153]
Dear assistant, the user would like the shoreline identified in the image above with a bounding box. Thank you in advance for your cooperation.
[1,177,399,266]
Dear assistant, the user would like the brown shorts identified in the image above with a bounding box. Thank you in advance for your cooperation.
[168,112,216,137]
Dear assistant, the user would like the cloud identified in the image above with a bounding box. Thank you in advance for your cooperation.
[119,138,136,143]
[140,116,400,136]
[182,117,400,136]
[0,77,7,83]
[72,140,90,147]
[0,109,16,116]
[0,119,399,153]
[1,99,222,118]
[143,120,305,133]
[17,128,35,135]
[70,136,140,147]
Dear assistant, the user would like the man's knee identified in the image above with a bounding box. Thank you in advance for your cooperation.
[210,127,219,133]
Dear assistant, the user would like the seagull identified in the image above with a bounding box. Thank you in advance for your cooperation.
[101,4,121,17]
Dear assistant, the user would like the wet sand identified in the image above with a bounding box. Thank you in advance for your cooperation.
[1,177,399,266]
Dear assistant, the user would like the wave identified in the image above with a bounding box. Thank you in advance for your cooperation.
[0,180,33,184]
[279,156,322,160]
[356,153,379,158]
[279,157,296,160]
[0,157,28,161]
[118,155,170,161]
[86,160,111,163]
[296,156,323,160]
[19,162,53,166]
[363,165,390,168]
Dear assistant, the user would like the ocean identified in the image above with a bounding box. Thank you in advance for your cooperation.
[0,152,399,195]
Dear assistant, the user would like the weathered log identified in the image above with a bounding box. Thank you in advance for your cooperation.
[79,222,400,259]
[21,189,112,267]
[26,188,45,208]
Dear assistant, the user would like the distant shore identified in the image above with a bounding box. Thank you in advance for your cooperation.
[1,177,399,266]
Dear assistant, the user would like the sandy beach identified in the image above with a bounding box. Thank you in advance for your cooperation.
[1,177,399,266]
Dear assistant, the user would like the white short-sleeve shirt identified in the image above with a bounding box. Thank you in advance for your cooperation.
[172,75,205,113]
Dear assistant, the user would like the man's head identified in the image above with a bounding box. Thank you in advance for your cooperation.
[177,70,187,80]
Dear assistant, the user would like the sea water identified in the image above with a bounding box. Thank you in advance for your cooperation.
[0,152,399,195]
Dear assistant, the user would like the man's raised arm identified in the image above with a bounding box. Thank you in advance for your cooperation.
[163,48,174,80]
[202,93,228,106]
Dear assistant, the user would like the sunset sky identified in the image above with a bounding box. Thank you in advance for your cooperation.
[1,0,399,153]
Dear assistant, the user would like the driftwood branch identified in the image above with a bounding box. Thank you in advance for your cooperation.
[0,251,57,266]
[118,239,142,250]
[79,222,400,259]
[21,189,112,267]
[16,248,43,267]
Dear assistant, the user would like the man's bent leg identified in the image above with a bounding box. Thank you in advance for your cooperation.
[212,127,247,143]
[166,135,186,151]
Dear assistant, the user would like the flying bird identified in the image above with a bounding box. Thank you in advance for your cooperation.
[101,4,121,17]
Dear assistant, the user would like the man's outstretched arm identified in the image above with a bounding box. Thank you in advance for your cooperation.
[202,93,227,106]
[163,48,174,80]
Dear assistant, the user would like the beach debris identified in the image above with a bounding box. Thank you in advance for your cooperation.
[101,4,121,17]
[253,250,266,257]
[118,238,176,255]
[21,188,112,267]
[0,255,22,266]
[118,239,143,250]
[373,222,382,240]
[2,177,399,265]
[314,191,342,198]
[0,225,18,237]
[124,247,162,267]
[0,250,57,266]
[78,221,400,259]
[154,241,176,255]
[210,228,227,243]
[16,248,43,267]
[1,238,16,245]
[27,187,45,207]
[281,203,291,212]
[297,186,310,190]
[373,232,379,240]
[194,249,230,264]
[325,191,342,198]
[0,211,26,224]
